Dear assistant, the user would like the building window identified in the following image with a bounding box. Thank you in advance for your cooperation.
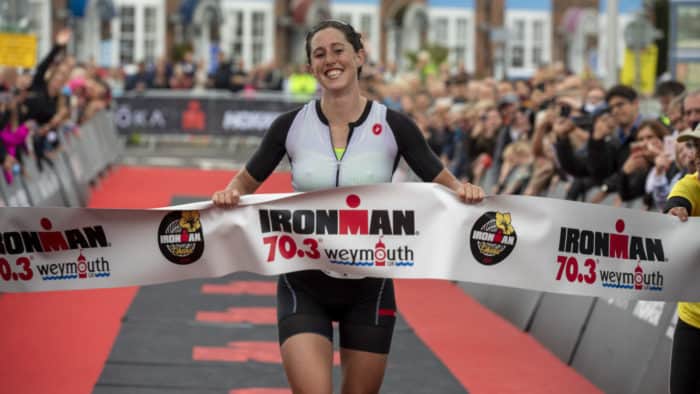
[533,20,544,41]
[252,11,265,65]
[143,7,157,62]
[456,18,468,40]
[28,0,49,56]
[510,19,525,68]
[119,6,135,64]
[433,17,448,43]
[511,47,524,67]
[532,20,544,66]
[360,14,372,39]
[230,11,244,61]
[455,18,469,64]
[532,47,543,66]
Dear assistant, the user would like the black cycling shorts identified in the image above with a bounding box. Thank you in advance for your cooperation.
[670,317,700,394]
[277,270,397,354]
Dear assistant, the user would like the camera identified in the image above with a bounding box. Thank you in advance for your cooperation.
[559,104,571,118]
[630,141,645,155]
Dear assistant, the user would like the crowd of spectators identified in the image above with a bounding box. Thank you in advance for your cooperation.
[0,28,111,186]
[353,55,698,212]
[117,50,287,95]
[124,45,694,210]
[3,29,699,213]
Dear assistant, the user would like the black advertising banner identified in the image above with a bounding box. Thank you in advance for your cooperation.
[113,93,307,135]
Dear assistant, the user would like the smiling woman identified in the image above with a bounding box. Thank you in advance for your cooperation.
[210,19,485,394]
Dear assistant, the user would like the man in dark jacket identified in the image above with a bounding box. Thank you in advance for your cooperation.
[587,85,644,196]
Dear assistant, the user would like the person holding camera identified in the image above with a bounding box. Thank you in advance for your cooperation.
[551,96,596,200]
[583,85,644,201]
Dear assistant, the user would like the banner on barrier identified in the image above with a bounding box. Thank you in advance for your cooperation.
[113,94,305,135]
[0,183,698,299]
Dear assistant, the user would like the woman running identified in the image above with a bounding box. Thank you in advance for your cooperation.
[212,19,484,394]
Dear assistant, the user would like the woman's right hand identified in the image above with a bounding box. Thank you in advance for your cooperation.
[668,206,689,222]
[55,28,72,46]
[211,189,241,208]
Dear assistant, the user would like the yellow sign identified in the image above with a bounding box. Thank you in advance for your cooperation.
[620,44,658,95]
[0,33,37,68]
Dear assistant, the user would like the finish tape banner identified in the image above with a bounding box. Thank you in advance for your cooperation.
[1,183,699,300]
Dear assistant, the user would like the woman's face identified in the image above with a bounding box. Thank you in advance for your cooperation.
[308,27,364,92]
[685,140,700,174]
[676,142,693,170]
[636,126,663,159]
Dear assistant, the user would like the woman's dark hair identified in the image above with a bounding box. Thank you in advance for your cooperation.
[305,19,364,78]
[605,84,638,103]
[637,119,669,140]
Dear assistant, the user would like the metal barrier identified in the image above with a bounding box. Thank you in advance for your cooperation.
[458,169,676,393]
[0,172,31,207]
[0,110,122,207]
[20,156,64,207]
[571,300,674,393]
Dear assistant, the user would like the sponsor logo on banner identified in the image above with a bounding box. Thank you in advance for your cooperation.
[222,110,279,132]
[470,212,517,265]
[258,194,416,236]
[158,211,205,265]
[0,218,111,284]
[114,105,167,129]
[258,194,416,267]
[0,218,110,255]
[35,251,111,281]
[556,219,665,292]
[182,101,206,130]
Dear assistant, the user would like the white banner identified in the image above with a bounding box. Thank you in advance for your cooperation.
[1,183,698,300]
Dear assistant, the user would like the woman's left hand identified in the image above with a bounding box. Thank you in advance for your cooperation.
[457,182,485,204]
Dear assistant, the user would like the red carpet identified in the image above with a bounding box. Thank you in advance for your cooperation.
[395,280,602,393]
[0,166,600,393]
[0,166,289,394]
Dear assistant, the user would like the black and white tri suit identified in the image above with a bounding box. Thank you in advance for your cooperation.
[246,100,443,353]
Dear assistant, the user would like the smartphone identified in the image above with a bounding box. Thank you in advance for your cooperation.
[630,142,645,155]
[572,114,593,132]
[664,135,677,160]
[559,104,571,118]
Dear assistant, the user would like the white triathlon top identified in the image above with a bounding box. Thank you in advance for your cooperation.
[245,99,443,278]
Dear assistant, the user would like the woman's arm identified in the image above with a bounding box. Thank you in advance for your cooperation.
[211,168,262,207]
[30,29,71,92]
[211,107,299,207]
[432,168,485,203]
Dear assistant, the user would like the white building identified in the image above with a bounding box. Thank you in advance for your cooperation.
[427,0,475,73]
[21,0,643,82]
[330,0,380,64]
